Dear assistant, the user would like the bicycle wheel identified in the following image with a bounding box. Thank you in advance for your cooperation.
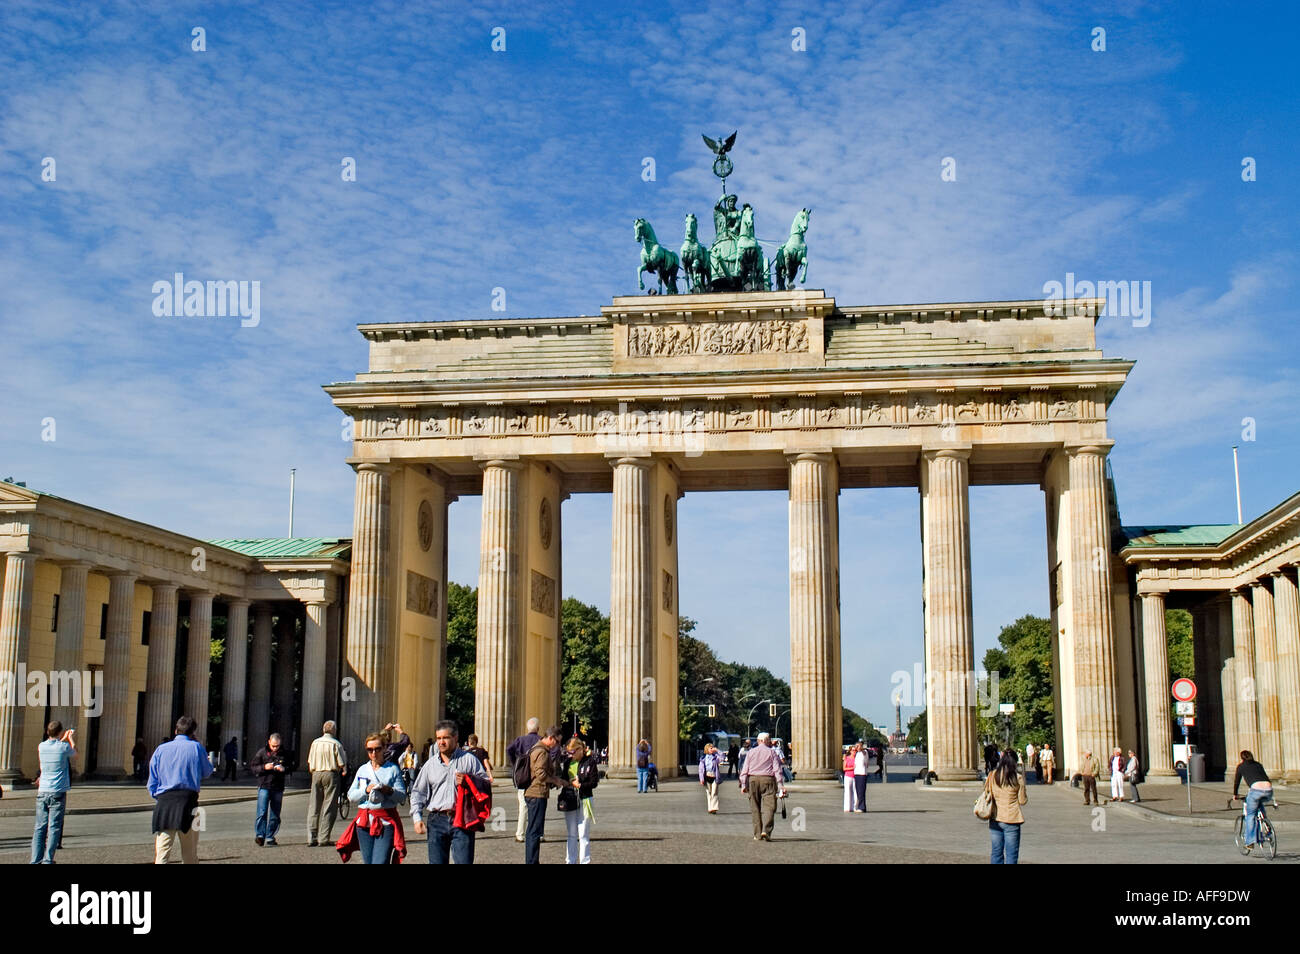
[1234,815,1249,854]
[337,794,351,820]
[1261,818,1277,860]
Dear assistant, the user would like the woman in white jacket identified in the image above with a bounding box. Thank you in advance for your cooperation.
[1109,748,1126,802]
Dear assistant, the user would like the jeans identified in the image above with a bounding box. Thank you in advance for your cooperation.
[854,775,868,811]
[989,820,1021,864]
[426,812,475,864]
[637,767,649,792]
[564,806,592,864]
[356,822,395,864]
[525,796,547,864]
[255,788,283,840]
[1244,788,1269,845]
[31,792,67,864]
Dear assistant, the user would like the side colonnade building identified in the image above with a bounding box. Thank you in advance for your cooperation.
[0,479,348,785]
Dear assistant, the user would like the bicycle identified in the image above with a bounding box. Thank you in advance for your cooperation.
[336,781,352,821]
[1233,794,1277,859]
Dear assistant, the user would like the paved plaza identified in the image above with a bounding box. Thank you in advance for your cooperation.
[4,766,1295,865]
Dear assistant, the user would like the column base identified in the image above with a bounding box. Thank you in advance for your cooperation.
[1282,771,1300,784]
[0,775,33,791]
[1141,773,1183,786]
[605,767,637,779]
[933,768,979,781]
[793,768,838,780]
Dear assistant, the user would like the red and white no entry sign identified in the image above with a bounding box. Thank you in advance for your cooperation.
[1171,678,1197,702]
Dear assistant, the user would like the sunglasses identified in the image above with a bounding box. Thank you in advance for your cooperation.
[366,746,383,752]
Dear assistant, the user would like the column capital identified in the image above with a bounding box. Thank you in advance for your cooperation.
[349,460,394,475]
[1137,588,1168,603]
[785,449,835,465]
[184,589,215,603]
[920,444,972,461]
[303,599,332,609]
[105,568,137,582]
[476,456,524,471]
[1063,440,1114,458]
[55,559,94,571]
[225,597,252,609]
[606,454,654,469]
[1248,579,1270,591]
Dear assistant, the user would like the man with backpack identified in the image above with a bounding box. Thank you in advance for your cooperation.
[523,726,575,864]
[506,717,541,843]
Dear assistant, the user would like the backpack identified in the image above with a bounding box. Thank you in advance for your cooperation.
[513,743,542,789]
[636,749,649,769]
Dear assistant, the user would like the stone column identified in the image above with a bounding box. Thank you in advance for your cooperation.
[97,571,139,777]
[142,583,180,753]
[50,561,92,733]
[1066,443,1120,764]
[246,604,274,754]
[300,600,329,750]
[475,460,523,768]
[787,453,841,780]
[1230,588,1259,755]
[921,447,978,780]
[220,599,250,763]
[324,599,342,723]
[1271,569,1300,781]
[183,592,214,740]
[343,462,393,761]
[609,457,654,779]
[1250,580,1282,773]
[0,551,38,784]
[1217,598,1239,765]
[1139,592,1176,777]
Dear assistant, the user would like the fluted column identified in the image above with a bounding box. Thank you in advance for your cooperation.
[1066,443,1120,764]
[300,600,329,751]
[1271,570,1300,781]
[475,460,523,768]
[246,604,274,754]
[1217,599,1239,765]
[220,599,250,764]
[98,571,138,777]
[609,457,654,779]
[1230,589,1259,755]
[921,447,977,780]
[1250,580,1282,773]
[0,551,38,784]
[343,462,393,761]
[788,452,841,780]
[50,561,92,733]
[182,592,214,743]
[142,584,180,753]
[1139,592,1175,776]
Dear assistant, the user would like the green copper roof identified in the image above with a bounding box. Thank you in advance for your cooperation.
[1120,525,1242,547]
[206,538,351,559]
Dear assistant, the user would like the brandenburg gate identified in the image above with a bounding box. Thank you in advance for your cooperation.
[324,288,1136,781]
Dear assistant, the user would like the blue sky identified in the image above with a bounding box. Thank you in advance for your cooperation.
[2,1,1296,729]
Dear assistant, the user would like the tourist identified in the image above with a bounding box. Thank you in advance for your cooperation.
[1232,750,1273,852]
[506,717,542,843]
[727,741,740,779]
[399,741,419,791]
[31,721,75,864]
[1039,743,1055,784]
[636,739,652,793]
[1108,748,1126,802]
[131,737,147,782]
[1024,741,1036,779]
[147,716,213,864]
[1080,749,1101,806]
[1125,749,1142,803]
[421,737,435,763]
[559,737,600,864]
[699,742,721,814]
[222,735,239,781]
[875,744,886,781]
[341,731,408,864]
[382,722,411,765]
[986,748,1028,864]
[842,743,857,812]
[1031,745,1041,783]
[853,742,869,811]
[465,733,493,783]
[251,733,288,846]
[409,720,490,864]
[306,720,347,847]
[737,739,751,781]
[983,741,999,774]
[524,725,575,864]
[739,732,785,841]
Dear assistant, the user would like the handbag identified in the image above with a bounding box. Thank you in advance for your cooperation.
[974,776,997,821]
[557,782,578,812]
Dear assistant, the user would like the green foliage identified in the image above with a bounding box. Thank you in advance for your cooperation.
[561,596,610,740]
[843,708,888,746]
[980,615,1055,748]
[1166,609,1194,681]
[678,697,699,740]
[906,710,926,748]
[445,582,477,731]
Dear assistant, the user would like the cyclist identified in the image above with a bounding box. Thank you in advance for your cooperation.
[1231,750,1273,852]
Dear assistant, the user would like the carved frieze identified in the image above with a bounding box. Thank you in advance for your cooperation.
[627,318,809,357]
[405,571,439,618]
[530,569,556,618]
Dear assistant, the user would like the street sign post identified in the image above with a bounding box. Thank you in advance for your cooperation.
[1174,701,1194,716]
[1171,679,1198,815]
[1171,678,1197,702]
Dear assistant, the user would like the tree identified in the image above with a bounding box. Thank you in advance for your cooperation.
[561,596,610,741]
[1166,609,1193,681]
[843,708,887,746]
[445,582,477,731]
[906,710,927,749]
[981,615,1054,748]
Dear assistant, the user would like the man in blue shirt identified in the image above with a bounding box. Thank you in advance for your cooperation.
[147,715,213,864]
[32,721,76,864]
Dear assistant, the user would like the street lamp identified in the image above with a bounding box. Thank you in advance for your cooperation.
[746,699,772,738]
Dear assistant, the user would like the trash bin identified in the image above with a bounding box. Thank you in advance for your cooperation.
[1188,753,1206,784]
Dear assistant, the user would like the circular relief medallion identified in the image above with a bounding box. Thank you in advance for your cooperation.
[663,494,674,545]
[417,500,433,552]
[539,497,553,550]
